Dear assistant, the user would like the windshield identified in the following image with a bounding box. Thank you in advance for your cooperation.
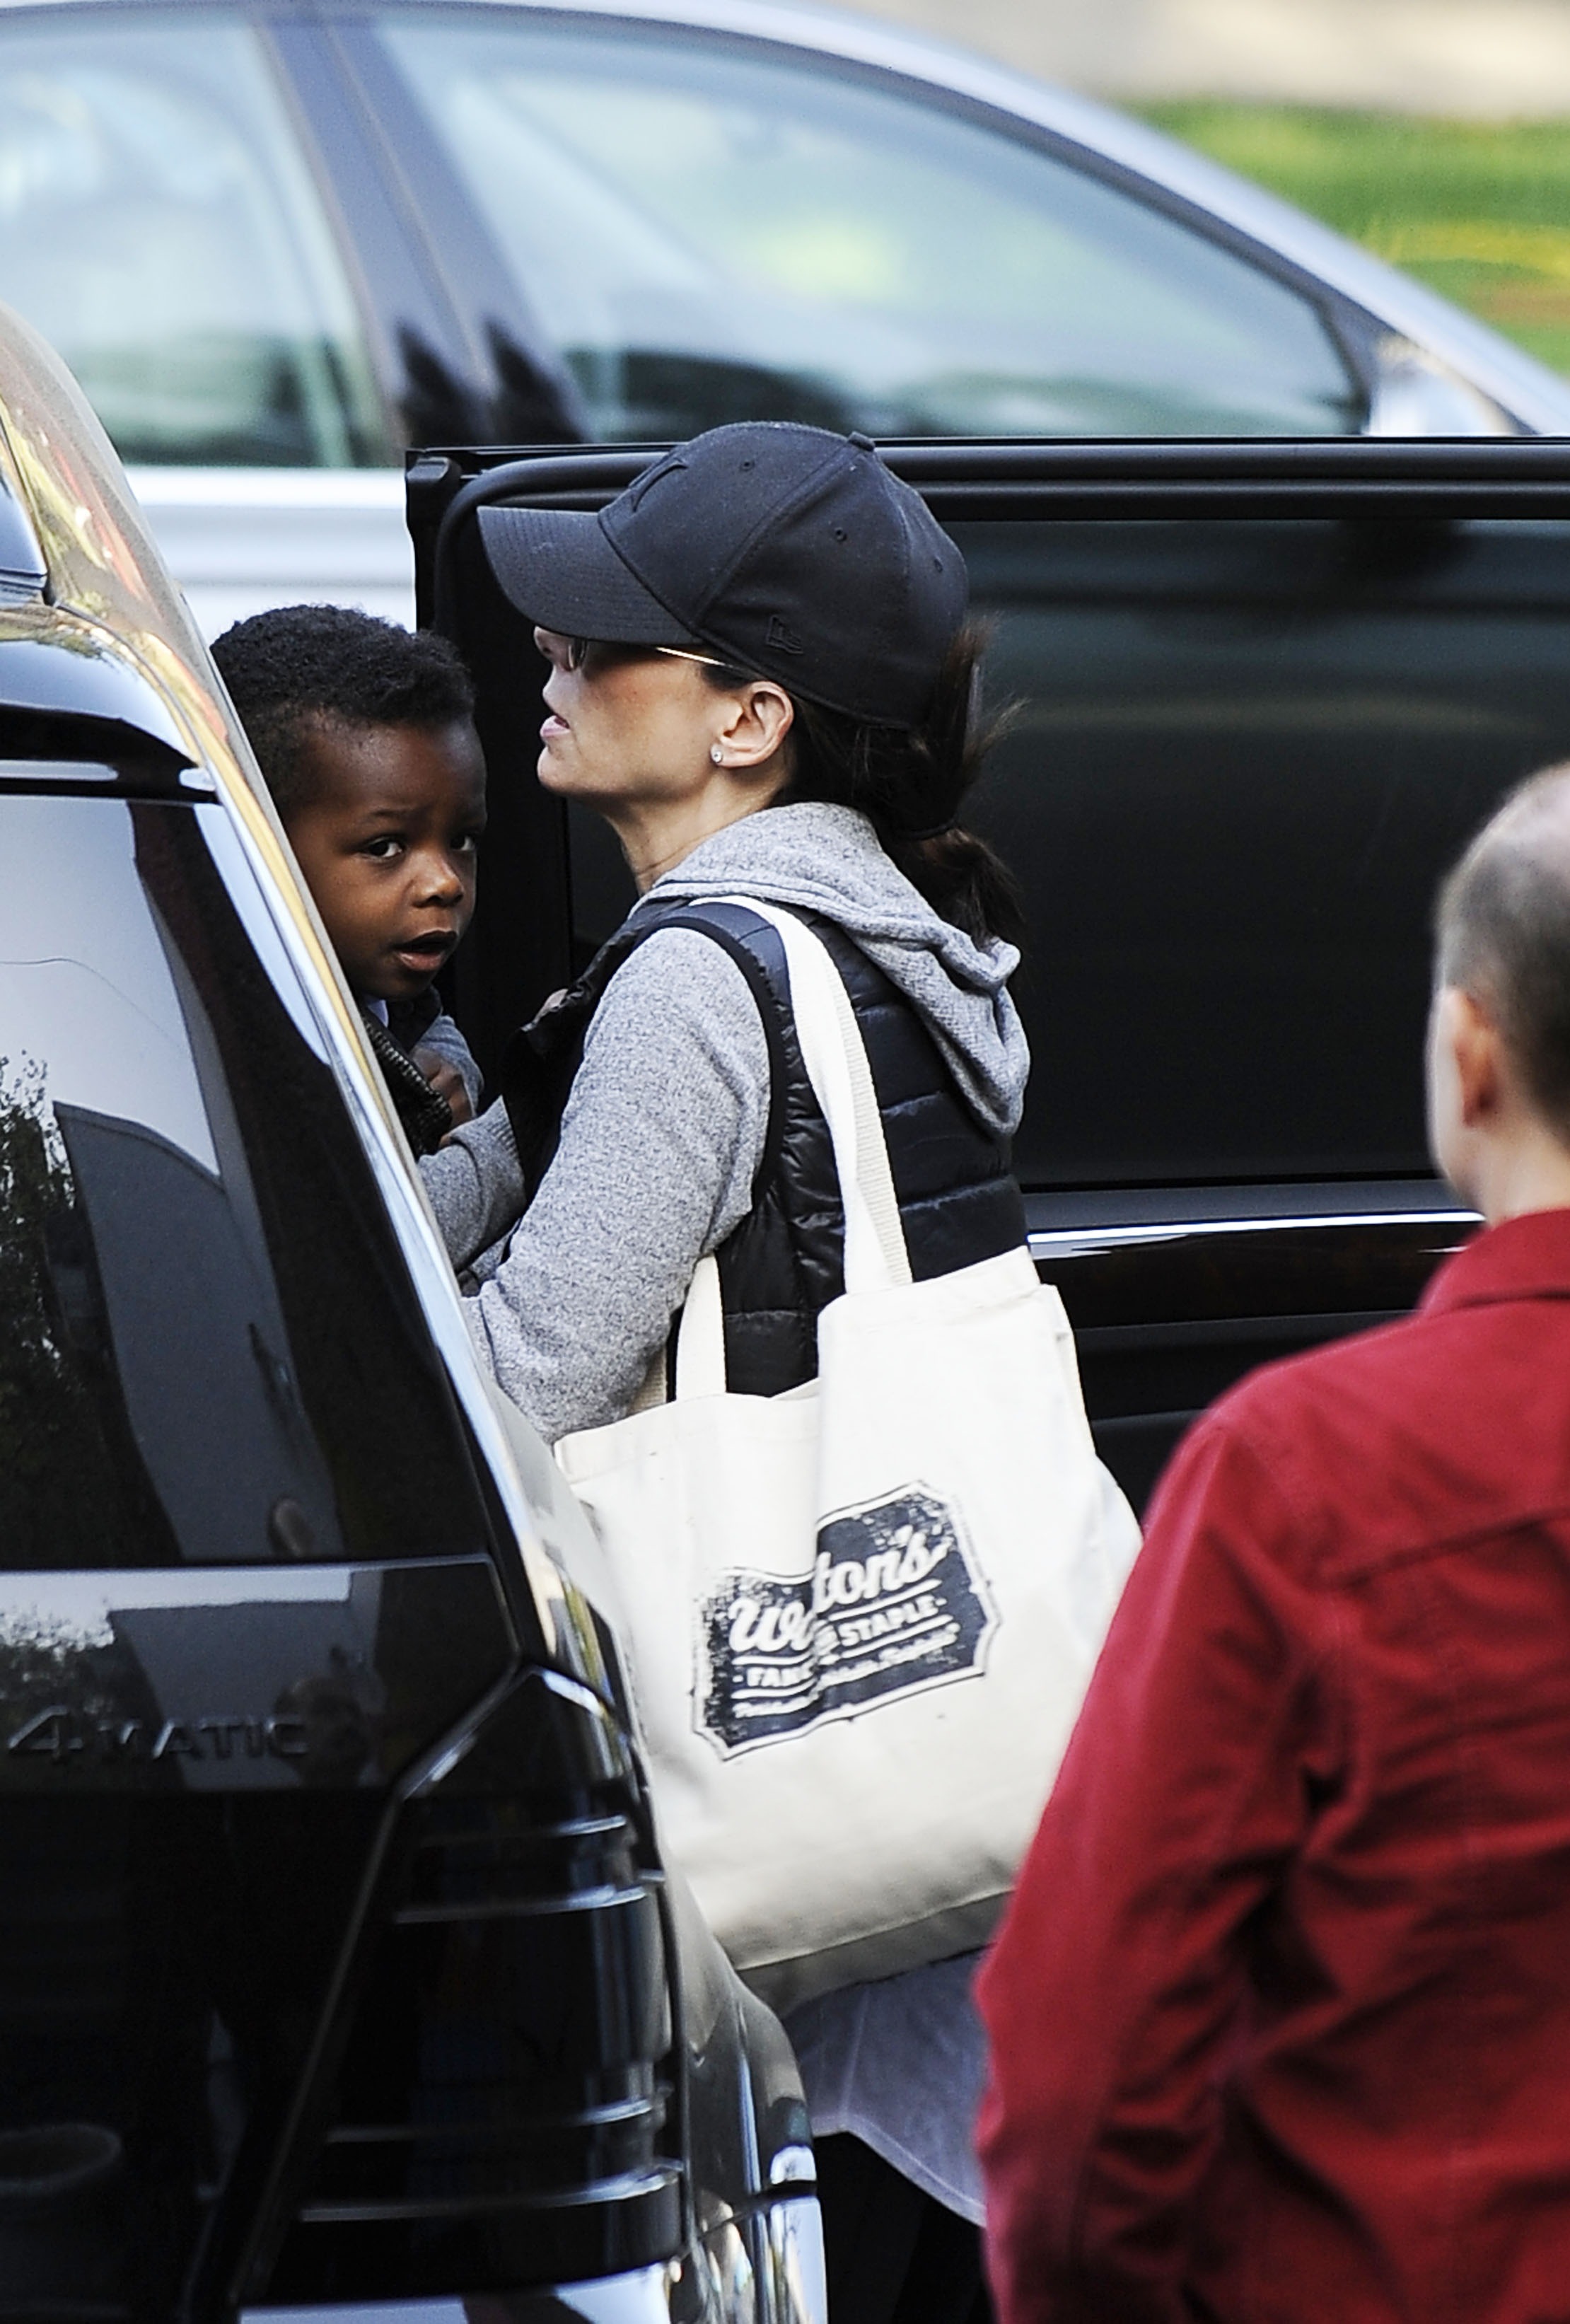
[0,789,483,1567]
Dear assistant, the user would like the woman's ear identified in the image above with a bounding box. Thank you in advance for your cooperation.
[714,680,794,773]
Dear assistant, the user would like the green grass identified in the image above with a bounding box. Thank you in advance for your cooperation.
[1139,105,1570,376]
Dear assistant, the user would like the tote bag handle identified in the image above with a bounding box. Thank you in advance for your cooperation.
[742,900,913,1298]
[673,902,913,1400]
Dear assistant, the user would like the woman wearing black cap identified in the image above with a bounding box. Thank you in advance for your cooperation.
[423,422,1028,2324]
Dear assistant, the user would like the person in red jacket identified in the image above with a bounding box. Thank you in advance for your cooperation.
[977,760,1570,2324]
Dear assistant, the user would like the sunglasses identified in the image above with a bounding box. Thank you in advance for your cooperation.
[562,637,731,674]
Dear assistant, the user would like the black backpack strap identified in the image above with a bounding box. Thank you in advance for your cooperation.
[648,902,796,1192]
[496,919,649,1196]
[499,897,801,1199]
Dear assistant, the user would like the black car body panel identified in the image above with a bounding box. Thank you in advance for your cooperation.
[0,302,821,2324]
[409,436,1557,1510]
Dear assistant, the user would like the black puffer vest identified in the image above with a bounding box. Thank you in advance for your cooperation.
[502,898,1026,1398]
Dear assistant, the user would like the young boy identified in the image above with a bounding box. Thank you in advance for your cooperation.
[211,605,486,1155]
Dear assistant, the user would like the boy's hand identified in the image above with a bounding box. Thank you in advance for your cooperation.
[414,1045,474,1128]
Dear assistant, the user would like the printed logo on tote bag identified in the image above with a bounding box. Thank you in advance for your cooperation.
[695,1486,996,1756]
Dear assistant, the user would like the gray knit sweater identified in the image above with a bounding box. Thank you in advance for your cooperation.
[419,803,1028,1445]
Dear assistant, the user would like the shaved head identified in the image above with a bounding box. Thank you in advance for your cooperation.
[1437,764,1570,1142]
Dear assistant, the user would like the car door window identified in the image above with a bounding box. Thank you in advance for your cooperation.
[958,511,1570,1187]
[0,788,484,1566]
[0,15,391,465]
[374,14,1360,443]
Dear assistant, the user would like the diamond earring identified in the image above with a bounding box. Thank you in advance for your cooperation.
[711,745,724,765]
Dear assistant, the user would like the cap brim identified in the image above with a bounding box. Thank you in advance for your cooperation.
[478,504,698,646]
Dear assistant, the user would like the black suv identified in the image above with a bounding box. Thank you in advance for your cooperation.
[0,311,822,2323]
[409,436,1570,1512]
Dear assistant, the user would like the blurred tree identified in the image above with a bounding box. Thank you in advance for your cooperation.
[1147,105,1570,376]
[0,1057,169,1567]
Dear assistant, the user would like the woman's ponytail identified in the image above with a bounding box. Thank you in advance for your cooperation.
[699,621,1022,946]
[893,822,1024,952]
[773,622,1024,948]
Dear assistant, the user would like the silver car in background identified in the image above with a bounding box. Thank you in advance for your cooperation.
[2,0,1568,637]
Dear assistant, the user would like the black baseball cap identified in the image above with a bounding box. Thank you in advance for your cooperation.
[477,422,967,731]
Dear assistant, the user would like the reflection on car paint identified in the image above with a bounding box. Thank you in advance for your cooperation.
[0,1559,515,1790]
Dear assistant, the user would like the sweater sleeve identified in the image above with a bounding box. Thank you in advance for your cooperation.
[412,1006,484,1110]
[975,1413,1340,2324]
[460,926,771,1444]
[418,1096,526,1272]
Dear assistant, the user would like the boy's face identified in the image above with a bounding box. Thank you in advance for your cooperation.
[284,716,487,1003]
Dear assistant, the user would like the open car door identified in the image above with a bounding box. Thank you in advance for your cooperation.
[408,437,1570,1511]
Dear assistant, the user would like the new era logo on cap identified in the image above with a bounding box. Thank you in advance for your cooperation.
[767,615,806,655]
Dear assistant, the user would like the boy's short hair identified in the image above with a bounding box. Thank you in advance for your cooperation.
[1437,762,1570,1144]
[211,605,476,818]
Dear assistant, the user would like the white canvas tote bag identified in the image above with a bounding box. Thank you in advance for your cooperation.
[555,901,1140,2008]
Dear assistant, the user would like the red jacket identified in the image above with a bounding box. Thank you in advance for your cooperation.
[977,1207,1570,2324]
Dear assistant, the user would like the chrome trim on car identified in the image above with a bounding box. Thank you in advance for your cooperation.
[1030,1207,1479,1262]
[247,2263,682,2323]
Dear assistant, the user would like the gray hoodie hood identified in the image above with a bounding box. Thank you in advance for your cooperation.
[635,802,1029,1137]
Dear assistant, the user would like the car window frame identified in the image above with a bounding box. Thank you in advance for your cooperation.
[256,5,496,449]
[318,11,590,443]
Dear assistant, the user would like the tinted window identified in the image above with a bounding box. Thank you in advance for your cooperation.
[0,17,390,465]
[0,790,481,1564]
[959,516,1570,1187]
[379,16,1359,441]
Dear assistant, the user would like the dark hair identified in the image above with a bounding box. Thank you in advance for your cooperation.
[706,621,1023,948]
[210,605,475,818]
[1436,762,1570,1139]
